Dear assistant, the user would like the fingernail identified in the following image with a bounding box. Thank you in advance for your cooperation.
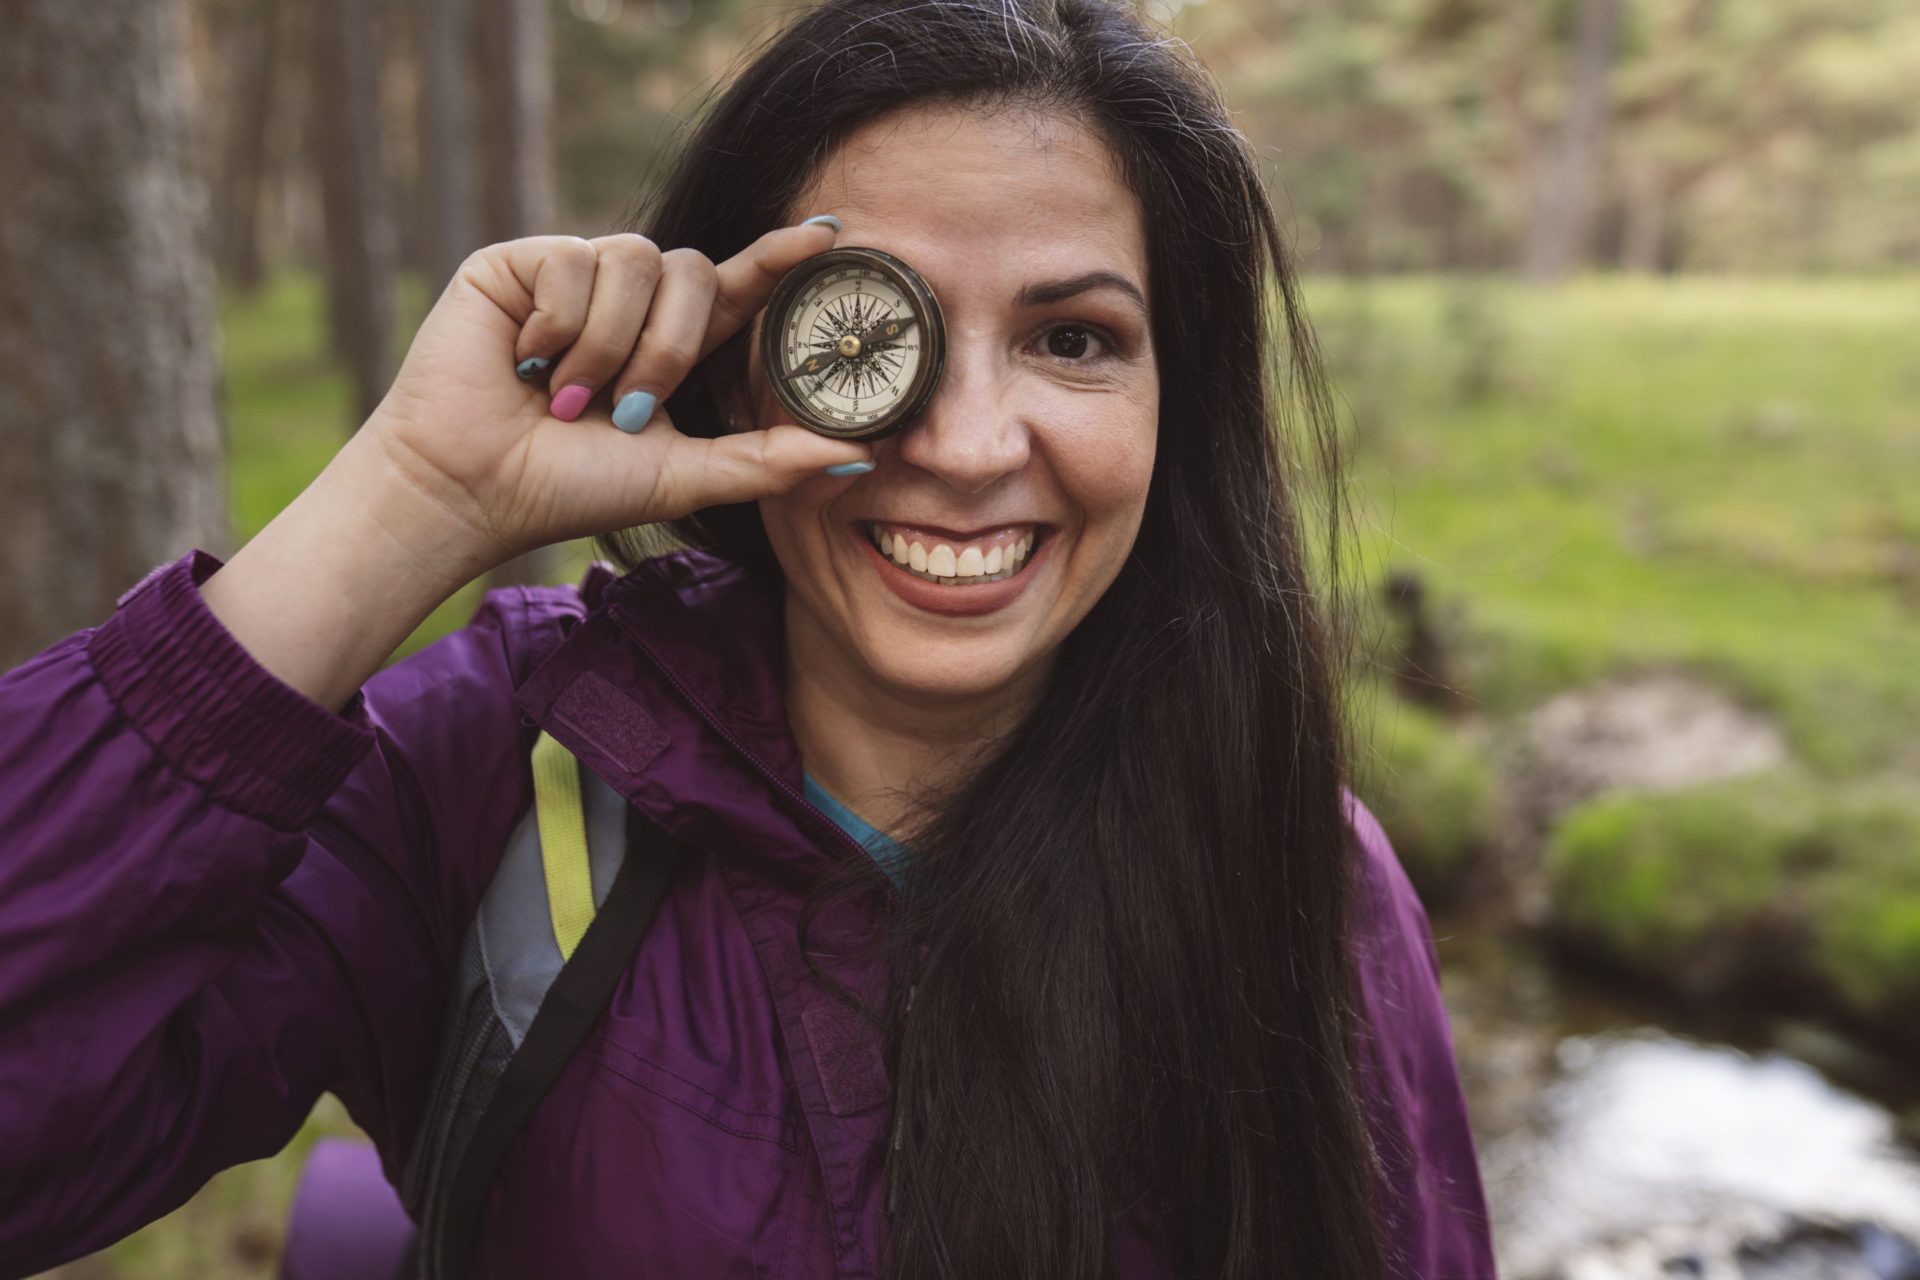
[612,390,656,433]
[551,382,594,422]
[801,214,843,232]
[515,355,551,381]
[824,460,873,476]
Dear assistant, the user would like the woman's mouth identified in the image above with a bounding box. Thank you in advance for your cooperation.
[863,521,1047,586]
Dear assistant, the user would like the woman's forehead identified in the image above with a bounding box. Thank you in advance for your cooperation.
[787,103,1150,311]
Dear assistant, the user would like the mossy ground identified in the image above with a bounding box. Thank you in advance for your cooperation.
[1545,774,1920,1035]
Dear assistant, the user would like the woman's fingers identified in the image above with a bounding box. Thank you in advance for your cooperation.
[655,423,873,513]
[701,218,841,358]
[606,248,717,434]
[488,217,840,438]
[502,236,599,363]
[539,233,664,421]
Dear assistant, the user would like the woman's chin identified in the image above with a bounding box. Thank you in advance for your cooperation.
[851,631,1033,705]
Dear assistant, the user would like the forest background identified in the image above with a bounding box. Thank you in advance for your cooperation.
[3,0,1918,1276]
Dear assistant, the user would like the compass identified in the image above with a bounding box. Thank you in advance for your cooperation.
[760,246,946,442]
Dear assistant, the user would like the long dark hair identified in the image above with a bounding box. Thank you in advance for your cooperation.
[600,1,1383,1275]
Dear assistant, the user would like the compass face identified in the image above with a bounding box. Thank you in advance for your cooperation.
[762,247,945,441]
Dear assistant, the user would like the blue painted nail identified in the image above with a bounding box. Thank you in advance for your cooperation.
[612,390,657,433]
[515,355,551,381]
[824,460,873,476]
[801,214,843,232]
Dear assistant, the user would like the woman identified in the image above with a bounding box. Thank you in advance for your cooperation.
[0,0,1495,1275]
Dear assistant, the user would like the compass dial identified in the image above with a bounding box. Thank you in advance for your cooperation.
[785,271,920,426]
[761,246,945,442]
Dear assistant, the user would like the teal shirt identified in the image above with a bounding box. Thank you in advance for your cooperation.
[802,770,912,892]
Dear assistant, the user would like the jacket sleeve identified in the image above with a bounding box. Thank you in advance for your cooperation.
[0,550,561,1278]
[1343,793,1500,1280]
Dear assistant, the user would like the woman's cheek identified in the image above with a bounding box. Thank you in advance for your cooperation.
[1057,392,1158,516]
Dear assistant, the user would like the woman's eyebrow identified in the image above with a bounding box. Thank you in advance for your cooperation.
[1014,270,1148,316]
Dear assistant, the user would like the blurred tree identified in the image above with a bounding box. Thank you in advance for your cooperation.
[479,0,559,587]
[309,0,398,425]
[476,0,556,242]
[209,0,284,293]
[0,0,226,665]
[1523,0,1623,280]
[417,0,479,295]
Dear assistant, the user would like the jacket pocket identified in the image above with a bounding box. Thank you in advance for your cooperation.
[592,1031,801,1151]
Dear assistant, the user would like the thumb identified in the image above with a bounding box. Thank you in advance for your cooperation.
[663,424,875,510]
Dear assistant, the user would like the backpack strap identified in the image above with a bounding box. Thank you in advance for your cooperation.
[530,729,597,960]
[410,733,693,1279]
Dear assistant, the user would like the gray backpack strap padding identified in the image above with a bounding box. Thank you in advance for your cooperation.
[474,767,628,1047]
[398,764,650,1274]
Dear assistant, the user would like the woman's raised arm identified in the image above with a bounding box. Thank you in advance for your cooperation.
[0,223,868,1275]
[0,547,576,1275]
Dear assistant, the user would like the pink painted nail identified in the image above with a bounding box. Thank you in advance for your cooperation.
[550,382,594,422]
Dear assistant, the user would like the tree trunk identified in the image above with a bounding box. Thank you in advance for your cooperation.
[0,0,226,666]
[478,0,559,588]
[416,0,478,296]
[309,0,398,426]
[1619,157,1671,273]
[474,0,555,242]
[1522,0,1623,282]
[212,0,282,293]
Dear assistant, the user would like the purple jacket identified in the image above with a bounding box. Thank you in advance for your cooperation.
[0,546,1496,1278]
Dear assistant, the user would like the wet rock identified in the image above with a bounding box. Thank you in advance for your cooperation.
[1509,672,1788,829]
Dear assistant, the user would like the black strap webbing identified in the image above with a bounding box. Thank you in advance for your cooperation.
[427,810,692,1280]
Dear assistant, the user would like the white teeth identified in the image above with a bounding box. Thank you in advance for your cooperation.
[865,522,1043,584]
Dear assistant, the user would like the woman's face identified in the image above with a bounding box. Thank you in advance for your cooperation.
[750,103,1159,707]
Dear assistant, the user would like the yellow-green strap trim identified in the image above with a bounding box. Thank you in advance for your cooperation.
[531,730,596,961]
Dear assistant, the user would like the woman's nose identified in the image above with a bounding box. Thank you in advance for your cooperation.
[889,352,1031,494]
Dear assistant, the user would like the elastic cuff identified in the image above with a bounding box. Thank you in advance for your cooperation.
[88,549,376,831]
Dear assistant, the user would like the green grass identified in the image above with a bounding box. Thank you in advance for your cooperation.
[1310,274,1920,774]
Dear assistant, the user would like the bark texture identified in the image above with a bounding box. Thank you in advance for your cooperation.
[0,0,226,665]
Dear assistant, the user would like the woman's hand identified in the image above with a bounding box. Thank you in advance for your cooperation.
[200,219,871,712]
[365,220,872,577]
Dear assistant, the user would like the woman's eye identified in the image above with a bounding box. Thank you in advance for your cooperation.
[1041,324,1108,361]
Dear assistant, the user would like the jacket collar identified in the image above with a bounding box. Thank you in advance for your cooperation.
[511,547,879,884]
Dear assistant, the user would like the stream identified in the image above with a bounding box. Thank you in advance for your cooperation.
[1433,907,1920,1279]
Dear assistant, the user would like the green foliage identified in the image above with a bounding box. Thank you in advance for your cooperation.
[1175,0,1920,272]
[1545,774,1920,1026]
[1350,693,1500,901]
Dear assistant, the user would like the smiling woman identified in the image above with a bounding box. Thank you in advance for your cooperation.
[0,0,1492,1277]
[759,105,1158,712]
